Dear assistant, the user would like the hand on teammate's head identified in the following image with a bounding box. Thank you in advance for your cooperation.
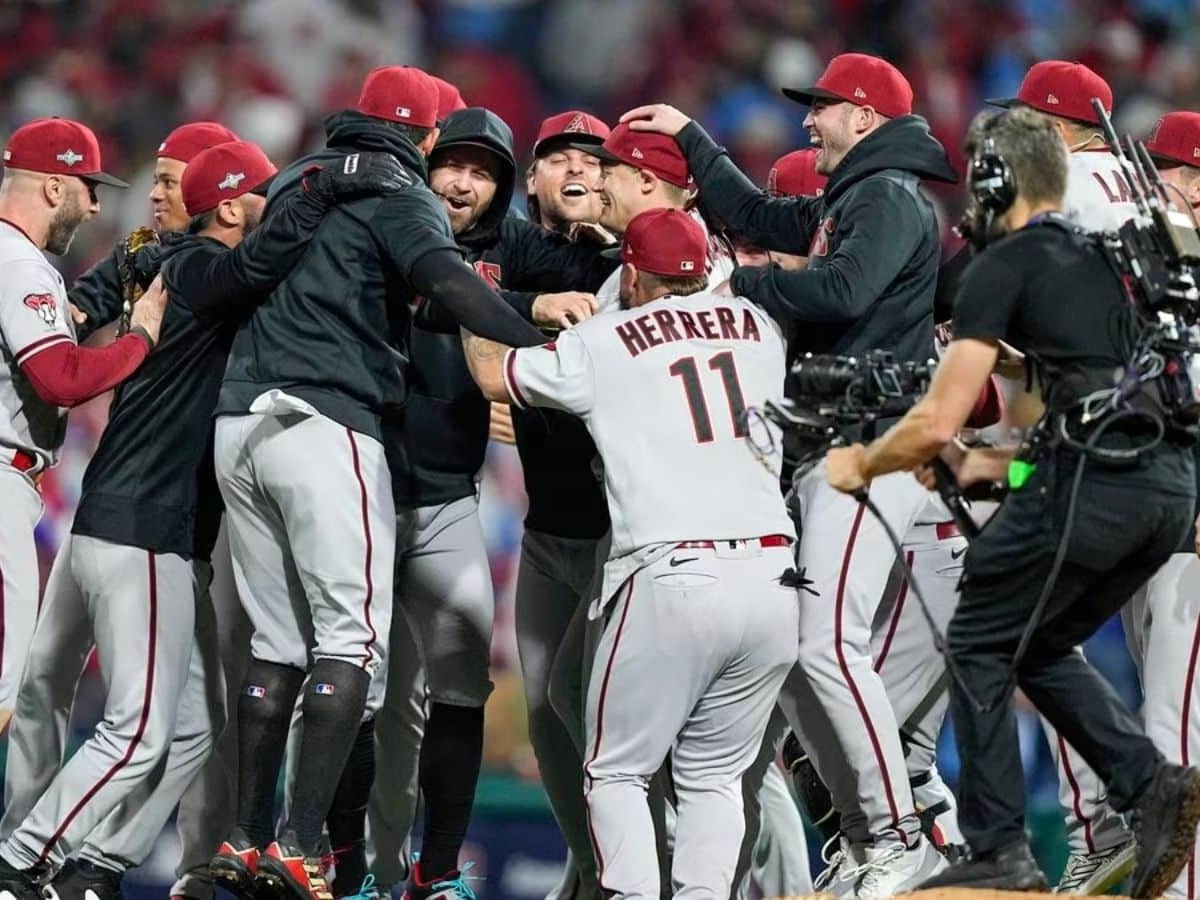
[619,104,692,138]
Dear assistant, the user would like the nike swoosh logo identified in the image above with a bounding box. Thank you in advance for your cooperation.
[669,556,698,567]
[951,547,967,560]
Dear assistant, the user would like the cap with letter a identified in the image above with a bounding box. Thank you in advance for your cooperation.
[4,117,129,187]
[1144,112,1200,169]
[767,148,827,198]
[533,110,610,158]
[606,207,707,277]
[181,140,278,216]
[357,66,440,129]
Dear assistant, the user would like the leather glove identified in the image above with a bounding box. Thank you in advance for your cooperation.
[302,151,413,206]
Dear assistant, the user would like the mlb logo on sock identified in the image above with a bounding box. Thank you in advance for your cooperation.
[245,685,266,698]
[315,683,336,695]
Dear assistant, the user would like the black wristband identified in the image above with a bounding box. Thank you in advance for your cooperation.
[129,325,155,350]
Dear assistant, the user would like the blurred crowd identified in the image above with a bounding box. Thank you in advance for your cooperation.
[3,0,1198,851]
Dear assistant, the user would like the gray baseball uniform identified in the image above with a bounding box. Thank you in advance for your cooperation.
[505,289,800,899]
[0,536,213,872]
[1124,551,1200,897]
[0,219,74,722]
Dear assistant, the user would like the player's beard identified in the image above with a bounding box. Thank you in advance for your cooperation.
[45,191,86,256]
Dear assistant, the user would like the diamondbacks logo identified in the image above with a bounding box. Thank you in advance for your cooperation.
[473,260,503,289]
[218,171,246,191]
[56,149,83,167]
[23,293,58,326]
[809,216,835,257]
[564,112,590,134]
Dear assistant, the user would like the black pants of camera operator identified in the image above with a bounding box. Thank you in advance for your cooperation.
[947,444,1196,855]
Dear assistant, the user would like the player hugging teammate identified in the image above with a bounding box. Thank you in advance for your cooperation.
[0,47,1198,900]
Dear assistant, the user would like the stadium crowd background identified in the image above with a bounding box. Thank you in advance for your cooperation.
[3,0,1199,894]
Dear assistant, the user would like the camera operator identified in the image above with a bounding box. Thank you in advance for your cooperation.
[825,106,1200,897]
[623,54,959,894]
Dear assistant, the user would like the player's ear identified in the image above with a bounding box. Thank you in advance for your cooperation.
[640,169,658,196]
[43,174,64,208]
[525,161,537,196]
[215,197,241,229]
[1187,173,1200,210]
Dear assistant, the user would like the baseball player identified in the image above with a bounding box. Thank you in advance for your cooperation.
[624,52,959,896]
[0,117,148,745]
[463,207,800,900]
[53,119,244,900]
[0,138,402,900]
[513,109,613,900]
[1117,111,1200,899]
[207,65,546,900]
[985,60,1139,892]
[357,104,610,899]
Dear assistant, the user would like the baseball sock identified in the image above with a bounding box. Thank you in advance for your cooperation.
[237,659,306,848]
[328,717,376,896]
[285,658,371,854]
[416,702,484,878]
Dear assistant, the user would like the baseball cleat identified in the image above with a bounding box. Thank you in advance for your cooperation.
[402,862,480,900]
[338,874,382,900]
[255,832,333,900]
[1054,840,1136,894]
[211,828,262,899]
[43,859,125,900]
[917,840,1048,891]
[811,834,860,898]
[1131,763,1200,898]
[0,857,44,900]
[853,837,947,899]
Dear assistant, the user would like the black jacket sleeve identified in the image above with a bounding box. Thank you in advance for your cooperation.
[731,178,924,325]
[414,287,537,333]
[409,249,546,347]
[165,189,331,317]
[676,120,823,253]
[501,218,618,294]
[68,247,125,341]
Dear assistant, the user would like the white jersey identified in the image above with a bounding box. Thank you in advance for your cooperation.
[0,220,74,469]
[505,289,795,608]
[1064,149,1140,233]
[596,209,736,312]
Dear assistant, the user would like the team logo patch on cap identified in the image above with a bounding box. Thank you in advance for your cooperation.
[245,685,266,698]
[1194,148,1200,159]
[395,106,412,119]
[1046,93,1060,105]
[56,149,83,167]
[218,171,246,191]
[680,260,696,272]
[564,112,589,134]
[315,683,336,695]
[854,87,867,99]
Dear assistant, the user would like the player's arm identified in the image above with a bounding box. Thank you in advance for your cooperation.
[621,105,820,252]
[502,217,618,294]
[731,179,924,327]
[179,153,409,317]
[9,273,167,408]
[68,245,125,340]
[462,326,595,414]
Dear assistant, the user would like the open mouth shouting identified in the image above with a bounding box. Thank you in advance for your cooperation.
[561,181,590,200]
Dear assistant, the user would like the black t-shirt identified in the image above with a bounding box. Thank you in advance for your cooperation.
[955,215,1196,497]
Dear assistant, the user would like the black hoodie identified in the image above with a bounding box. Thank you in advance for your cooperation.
[216,110,543,441]
[676,116,957,368]
[390,107,617,508]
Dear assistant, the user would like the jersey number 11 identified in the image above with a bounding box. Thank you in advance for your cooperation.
[668,350,748,444]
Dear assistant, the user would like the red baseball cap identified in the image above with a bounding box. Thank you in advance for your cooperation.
[3,117,128,187]
[1145,111,1200,168]
[431,75,467,121]
[767,149,827,198]
[157,122,240,164]
[987,60,1112,125]
[181,140,277,216]
[357,66,439,129]
[569,122,692,188]
[532,110,610,158]
[782,53,914,119]
[605,208,706,277]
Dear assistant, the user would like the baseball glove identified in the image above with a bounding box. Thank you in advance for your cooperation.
[116,226,162,335]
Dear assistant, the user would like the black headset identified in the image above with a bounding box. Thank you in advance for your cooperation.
[969,114,1017,215]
